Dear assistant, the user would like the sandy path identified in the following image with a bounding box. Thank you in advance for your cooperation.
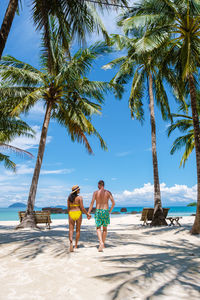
[0,215,199,300]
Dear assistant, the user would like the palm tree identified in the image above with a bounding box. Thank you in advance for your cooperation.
[168,92,200,166]
[103,32,172,225]
[168,114,196,167]
[0,0,128,59]
[0,115,34,171]
[121,0,200,233]
[0,19,122,228]
[0,0,18,59]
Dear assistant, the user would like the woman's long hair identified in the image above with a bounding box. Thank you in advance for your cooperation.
[68,191,78,203]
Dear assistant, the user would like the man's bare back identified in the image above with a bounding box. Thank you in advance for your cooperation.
[95,189,112,210]
[88,186,115,213]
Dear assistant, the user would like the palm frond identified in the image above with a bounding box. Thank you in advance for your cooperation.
[0,57,43,86]
[0,143,33,158]
[0,153,16,172]
[129,68,145,121]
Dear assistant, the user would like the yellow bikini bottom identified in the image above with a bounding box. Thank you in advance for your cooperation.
[69,210,82,221]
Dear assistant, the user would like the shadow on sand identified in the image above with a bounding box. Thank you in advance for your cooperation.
[0,222,199,299]
[0,222,141,260]
[94,225,200,300]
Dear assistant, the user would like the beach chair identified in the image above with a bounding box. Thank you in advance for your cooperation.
[140,208,154,225]
[140,207,170,226]
[18,211,52,229]
[166,216,182,226]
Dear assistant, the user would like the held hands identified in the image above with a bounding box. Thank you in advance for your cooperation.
[87,213,91,220]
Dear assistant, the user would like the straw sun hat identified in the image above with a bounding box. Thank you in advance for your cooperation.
[71,185,80,193]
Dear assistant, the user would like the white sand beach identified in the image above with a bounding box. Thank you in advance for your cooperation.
[0,215,200,300]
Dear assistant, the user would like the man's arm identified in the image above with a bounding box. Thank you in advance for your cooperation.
[109,192,115,214]
[88,192,96,214]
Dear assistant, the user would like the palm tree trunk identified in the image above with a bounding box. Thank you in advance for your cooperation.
[0,0,18,59]
[16,101,52,229]
[188,74,200,234]
[148,72,167,226]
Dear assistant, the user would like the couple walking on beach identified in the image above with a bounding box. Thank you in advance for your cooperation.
[67,180,115,252]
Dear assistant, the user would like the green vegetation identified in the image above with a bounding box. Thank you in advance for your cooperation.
[0,0,128,59]
[0,18,122,228]
[187,202,197,207]
[0,115,34,171]
[105,0,200,232]
[103,33,172,225]
[0,0,200,232]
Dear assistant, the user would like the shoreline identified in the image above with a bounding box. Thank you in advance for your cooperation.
[0,206,197,222]
[0,213,197,225]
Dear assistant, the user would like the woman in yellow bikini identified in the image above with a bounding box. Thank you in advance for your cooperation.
[68,185,90,252]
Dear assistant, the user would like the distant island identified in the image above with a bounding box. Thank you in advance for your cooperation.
[187,202,197,207]
[8,202,26,208]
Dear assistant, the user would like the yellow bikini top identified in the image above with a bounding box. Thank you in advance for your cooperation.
[70,204,80,207]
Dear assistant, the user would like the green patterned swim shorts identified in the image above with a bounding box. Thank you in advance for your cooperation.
[95,209,110,227]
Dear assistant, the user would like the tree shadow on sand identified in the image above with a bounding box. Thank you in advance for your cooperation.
[0,223,141,260]
[94,231,200,300]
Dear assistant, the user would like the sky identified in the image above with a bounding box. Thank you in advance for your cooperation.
[0,0,197,208]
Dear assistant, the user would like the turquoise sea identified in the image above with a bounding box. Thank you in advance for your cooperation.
[0,206,196,221]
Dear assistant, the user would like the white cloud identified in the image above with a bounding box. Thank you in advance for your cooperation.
[0,180,72,207]
[88,1,140,44]
[116,151,132,157]
[0,174,14,182]
[29,101,45,115]
[114,182,197,204]
[40,169,74,175]
[81,192,93,203]
[5,164,34,175]
[8,125,52,150]
[0,180,197,208]
[5,164,74,176]
[88,9,122,43]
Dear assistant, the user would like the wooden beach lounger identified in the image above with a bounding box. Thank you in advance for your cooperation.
[140,207,170,226]
[18,211,52,229]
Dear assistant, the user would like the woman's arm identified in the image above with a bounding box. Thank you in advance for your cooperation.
[88,192,96,214]
[79,197,90,218]
[67,198,70,213]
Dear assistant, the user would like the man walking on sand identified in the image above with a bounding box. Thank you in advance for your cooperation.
[88,180,115,252]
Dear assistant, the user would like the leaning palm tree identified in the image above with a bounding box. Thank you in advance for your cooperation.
[0,0,128,59]
[0,20,122,228]
[121,0,200,233]
[0,115,34,171]
[0,0,19,59]
[103,33,172,225]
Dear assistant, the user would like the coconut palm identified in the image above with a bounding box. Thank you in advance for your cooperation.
[103,31,173,225]
[168,93,200,167]
[0,19,122,228]
[0,0,19,59]
[0,115,34,171]
[168,114,195,167]
[0,0,128,59]
[120,0,200,233]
